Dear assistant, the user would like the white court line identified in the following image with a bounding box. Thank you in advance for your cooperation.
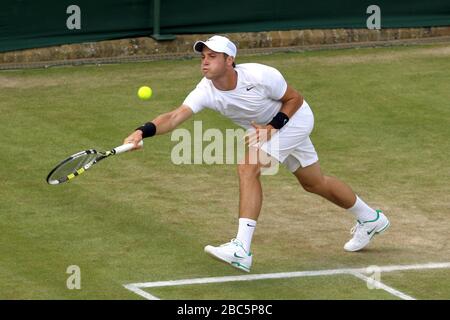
[123,284,161,300]
[124,262,450,300]
[351,272,416,300]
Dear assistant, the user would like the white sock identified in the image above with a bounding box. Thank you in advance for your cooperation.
[236,218,257,252]
[347,195,378,222]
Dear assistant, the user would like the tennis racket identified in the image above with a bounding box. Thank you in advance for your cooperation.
[46,141,143,185]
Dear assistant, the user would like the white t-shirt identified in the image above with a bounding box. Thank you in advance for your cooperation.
[183,63,287,129]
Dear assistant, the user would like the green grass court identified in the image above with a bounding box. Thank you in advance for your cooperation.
[1,43,449,299]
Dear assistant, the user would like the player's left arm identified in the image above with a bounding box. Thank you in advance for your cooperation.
[248,85,303,145]
[277,85,303,119]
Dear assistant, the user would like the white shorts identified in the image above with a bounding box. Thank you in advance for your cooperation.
[260,100,319,172]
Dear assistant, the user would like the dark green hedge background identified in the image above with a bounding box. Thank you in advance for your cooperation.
[1,0,449,52]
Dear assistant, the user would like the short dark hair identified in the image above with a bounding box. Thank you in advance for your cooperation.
[223,53,236,68]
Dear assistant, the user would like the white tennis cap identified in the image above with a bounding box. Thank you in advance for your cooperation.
[193,35,237,58]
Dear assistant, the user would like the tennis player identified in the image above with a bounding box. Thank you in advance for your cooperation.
[124,35,390,272]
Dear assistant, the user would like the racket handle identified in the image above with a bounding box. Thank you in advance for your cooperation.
[114,140,143,155]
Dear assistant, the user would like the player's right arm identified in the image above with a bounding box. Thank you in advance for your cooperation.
[123,104,193,149]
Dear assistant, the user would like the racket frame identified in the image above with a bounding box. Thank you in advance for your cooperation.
[46,142,140,185]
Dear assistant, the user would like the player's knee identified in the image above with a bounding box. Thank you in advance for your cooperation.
[301,182,316,194]
[238,163,261,179]
[301,179,326,194]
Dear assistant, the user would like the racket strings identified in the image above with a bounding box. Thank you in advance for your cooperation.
[48,153,98,183]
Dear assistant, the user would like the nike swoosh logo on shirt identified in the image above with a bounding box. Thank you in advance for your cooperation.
[246,86,255,91]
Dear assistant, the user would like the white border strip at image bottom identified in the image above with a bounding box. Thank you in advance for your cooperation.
[124,262,450,300]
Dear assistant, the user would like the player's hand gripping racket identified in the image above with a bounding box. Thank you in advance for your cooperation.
[46,141,143,185]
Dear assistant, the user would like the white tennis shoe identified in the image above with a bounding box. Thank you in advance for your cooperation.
[204,239,252,272]
[344,210,390,252]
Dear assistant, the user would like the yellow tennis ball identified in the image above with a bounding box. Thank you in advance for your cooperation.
[138,86,152,100]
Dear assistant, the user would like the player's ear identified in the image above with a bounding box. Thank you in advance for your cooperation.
[224,54,235,68]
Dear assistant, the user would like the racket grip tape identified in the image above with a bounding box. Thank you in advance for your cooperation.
[113,140,143,155]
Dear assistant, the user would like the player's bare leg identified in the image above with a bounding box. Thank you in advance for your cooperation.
[293,161,390,251]
[237,153,263,221]
[204,147,269,272]
[293,161,356,209]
